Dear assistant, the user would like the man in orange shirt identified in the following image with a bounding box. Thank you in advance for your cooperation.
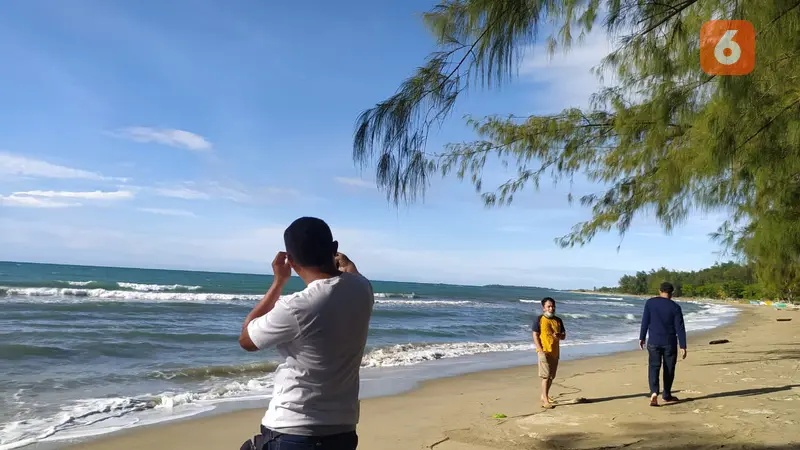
[532,297,566,409]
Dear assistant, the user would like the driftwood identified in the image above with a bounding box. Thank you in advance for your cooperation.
[777,318,792,322]
[709,339,730,345]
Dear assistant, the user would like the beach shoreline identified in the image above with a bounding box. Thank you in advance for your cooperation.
[51,301,800,450]
[567,291,734,302]
[2,271,739,450]
[567,291,799,308]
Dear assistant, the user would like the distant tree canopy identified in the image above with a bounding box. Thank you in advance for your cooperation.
[591,261,774,300]
[351,0,800,301]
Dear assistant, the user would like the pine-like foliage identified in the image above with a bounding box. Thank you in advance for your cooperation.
[352,0,800,301]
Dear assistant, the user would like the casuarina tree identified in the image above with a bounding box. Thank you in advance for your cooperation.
[351,0,800,300]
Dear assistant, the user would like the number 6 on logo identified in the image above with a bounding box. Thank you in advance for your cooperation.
[714,30,741,65]
[700,20,755,75]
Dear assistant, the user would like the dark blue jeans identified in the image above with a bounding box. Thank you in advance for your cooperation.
[242,426,358,450]
[647,344,678,399]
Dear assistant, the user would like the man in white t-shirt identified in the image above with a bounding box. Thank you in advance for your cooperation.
[238,217,374,450]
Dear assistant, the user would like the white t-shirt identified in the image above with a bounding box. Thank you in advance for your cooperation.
[246,272,374,434]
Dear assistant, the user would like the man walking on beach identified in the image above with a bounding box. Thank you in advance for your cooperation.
[532,297,566,409]
[238,217,374,450]
[639,282,687,407]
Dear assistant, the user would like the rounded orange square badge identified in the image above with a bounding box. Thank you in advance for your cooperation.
[700,20,755,75]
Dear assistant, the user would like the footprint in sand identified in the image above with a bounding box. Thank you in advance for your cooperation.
[740,409,774,415]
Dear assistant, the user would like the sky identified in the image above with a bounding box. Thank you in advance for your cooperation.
[0,0,731,289]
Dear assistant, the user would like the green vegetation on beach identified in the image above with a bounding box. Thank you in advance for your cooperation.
[588,261,778,301]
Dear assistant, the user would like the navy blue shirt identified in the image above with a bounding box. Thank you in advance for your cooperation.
[639,296,687,348]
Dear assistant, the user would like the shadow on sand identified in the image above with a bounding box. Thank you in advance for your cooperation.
[439,421,799,450]
[531,425,799,450]
[580,384,800,405]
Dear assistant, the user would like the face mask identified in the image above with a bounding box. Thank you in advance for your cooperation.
[544,312,554,318]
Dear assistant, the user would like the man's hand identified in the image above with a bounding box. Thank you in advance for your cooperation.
[272,251,292,283]
[639,340,645,350]
[335,252,358,274]
[681,348,687,360]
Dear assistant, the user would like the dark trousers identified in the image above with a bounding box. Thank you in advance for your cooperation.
[241,425,358,450]
[647,344,678,399]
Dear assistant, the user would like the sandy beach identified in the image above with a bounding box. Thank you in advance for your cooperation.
[63,304,799,450]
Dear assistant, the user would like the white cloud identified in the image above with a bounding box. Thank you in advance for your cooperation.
[152,186,212,200]
[111,127,212,152]
[334,177,375,189]
[0,152,117,181]
[519,28,617,111]
[1,190,134,209]
[138,208,196,217]
[12,190,134,200]
[149,181,304,204]
[0,194,77,208]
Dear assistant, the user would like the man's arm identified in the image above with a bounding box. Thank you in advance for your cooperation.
[557,317,566,340]
[239,251,294,351]
[533,332,544,353]
[238,279,286,351]
[639,300,651,349]
[240,295,300,352]
[532,316,544,353]
[675,304,687,355]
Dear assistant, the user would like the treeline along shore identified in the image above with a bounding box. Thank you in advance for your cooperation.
[578,261,797,303]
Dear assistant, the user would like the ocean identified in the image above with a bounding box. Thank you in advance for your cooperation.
[0,261,739,450]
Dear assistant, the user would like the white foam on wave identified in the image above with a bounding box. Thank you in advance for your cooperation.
[375,299,473,307]
[58,281,202,291]
[62,281,95,286]
[561,313,638,320]
[0,375,276,450]
[560,302,737,328]
[682,301,739,330]
[117,283,202,292]
[564,300,636,307]
[373,292,418,299]
[360,341,534,368]
[2,288,437,306]
[0,287,262,304]
[520,299,635,307]
[359,334,653,369]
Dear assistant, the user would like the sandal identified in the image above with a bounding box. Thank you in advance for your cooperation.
[663,396,680,403]
[541,403,555,409]
[649,394,659,407]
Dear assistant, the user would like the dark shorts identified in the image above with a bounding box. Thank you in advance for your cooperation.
[241,425,358,450]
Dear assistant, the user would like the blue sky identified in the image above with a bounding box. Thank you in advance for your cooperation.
[0,0,730,289]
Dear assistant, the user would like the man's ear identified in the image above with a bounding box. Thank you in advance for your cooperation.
[332,240,339,255]
[286,253,298,271]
